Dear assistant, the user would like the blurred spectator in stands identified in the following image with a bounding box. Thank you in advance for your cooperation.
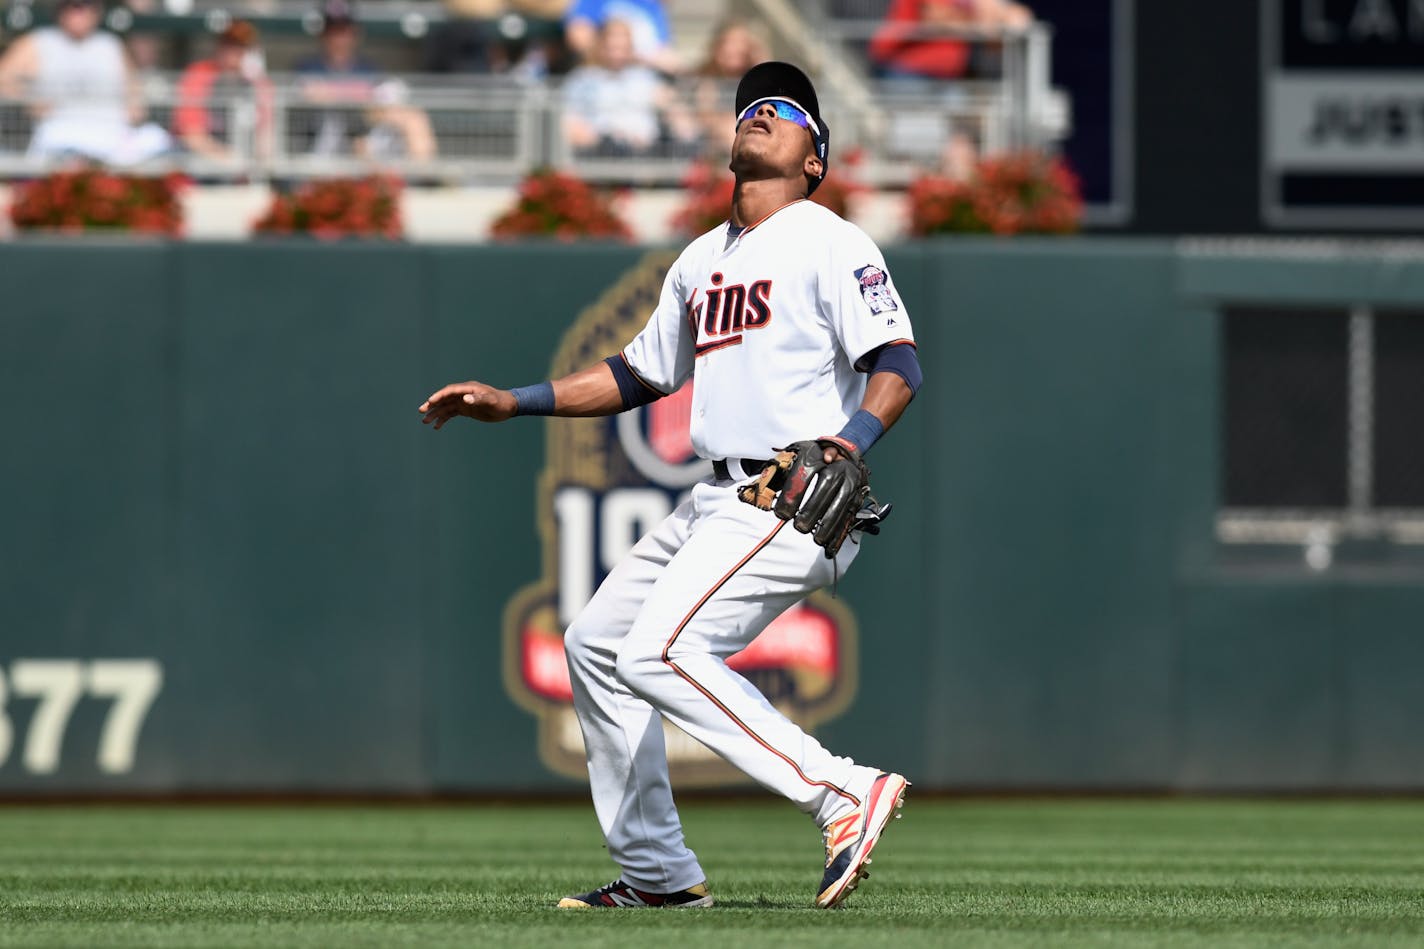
[871,0,1032,179]
[564,0,679,75]
[295,0,436,160]
[0,0,170,164]
[121,0,166,103]
[869,0,1032,82]
[692,17,768,155]
[173,21,273,163]
[562,17,694,157]
[427,0,571,78]
[427,0,504,74]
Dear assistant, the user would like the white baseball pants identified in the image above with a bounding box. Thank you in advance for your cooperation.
[563,474,873,894]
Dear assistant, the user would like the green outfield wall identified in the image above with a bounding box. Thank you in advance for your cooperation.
[1,238,1421,794]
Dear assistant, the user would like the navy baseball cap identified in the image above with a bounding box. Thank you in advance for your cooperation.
[734,61,830,195]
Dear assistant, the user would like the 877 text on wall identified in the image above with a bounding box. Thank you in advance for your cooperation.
[0,660,162,776]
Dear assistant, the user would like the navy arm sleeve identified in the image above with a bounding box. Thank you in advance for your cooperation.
[863,342,922,397]
[604,354,665,411]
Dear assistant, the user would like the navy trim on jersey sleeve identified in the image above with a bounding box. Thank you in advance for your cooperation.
[605,354,666,410]
[860,342,922,397]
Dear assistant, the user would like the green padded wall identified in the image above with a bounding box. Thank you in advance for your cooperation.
[1,238,1421,793]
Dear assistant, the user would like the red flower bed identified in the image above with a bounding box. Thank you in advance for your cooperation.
[490,169,631,241]
[9,169,184,235]
[907,153,1082,236]
[252,176,403,240]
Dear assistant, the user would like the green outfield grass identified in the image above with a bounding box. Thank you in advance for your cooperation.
[0,799,1421,947]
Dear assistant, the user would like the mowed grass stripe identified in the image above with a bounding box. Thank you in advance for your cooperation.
[0,800,1420,948]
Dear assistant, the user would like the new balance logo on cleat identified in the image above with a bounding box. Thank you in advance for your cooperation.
[815,772,909,909]
[556,880,715,909]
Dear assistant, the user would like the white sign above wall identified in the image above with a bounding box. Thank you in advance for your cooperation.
[1262,0,1424,228]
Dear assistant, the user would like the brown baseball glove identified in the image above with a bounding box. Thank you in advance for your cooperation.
[737,437,892,558]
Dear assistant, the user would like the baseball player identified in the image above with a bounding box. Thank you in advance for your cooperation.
[420,61,922,910]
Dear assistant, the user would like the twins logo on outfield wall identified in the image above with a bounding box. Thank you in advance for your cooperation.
[502,251,859,785]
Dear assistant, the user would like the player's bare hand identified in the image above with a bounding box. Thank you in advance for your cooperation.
[419,382,518,429]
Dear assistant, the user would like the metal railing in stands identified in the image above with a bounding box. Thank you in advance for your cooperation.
[0,67,1064,185]
[801,15,1061,156]
[0,76,548,181]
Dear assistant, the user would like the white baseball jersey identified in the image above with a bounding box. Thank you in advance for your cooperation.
[622,200,915,461]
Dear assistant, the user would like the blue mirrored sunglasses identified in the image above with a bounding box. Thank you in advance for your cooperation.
[737,99,818,134]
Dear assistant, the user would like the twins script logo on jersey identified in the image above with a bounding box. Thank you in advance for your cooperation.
[689,271,774,358]
[854,264,898,322]
[502,251,861,786]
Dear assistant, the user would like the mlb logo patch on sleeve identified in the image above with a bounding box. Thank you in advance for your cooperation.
[854,265,898,315]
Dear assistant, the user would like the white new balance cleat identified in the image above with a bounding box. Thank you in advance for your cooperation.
[815,772,909,908]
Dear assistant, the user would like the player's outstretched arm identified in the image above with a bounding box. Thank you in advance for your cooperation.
[419,361,625,430]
